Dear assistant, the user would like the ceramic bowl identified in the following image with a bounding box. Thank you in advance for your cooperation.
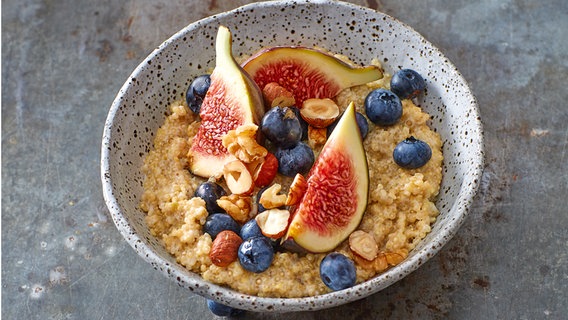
[101,0,484,312]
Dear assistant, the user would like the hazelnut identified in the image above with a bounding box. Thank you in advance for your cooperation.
[223,160,254,195]
[255,208,290,239]
[300,98,340,128]
[209,230,243,267]
[262,82,296,108]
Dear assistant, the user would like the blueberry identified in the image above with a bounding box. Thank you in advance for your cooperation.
[328,111,369,139]
[364,88,403,126]
[290,106,309,141]
[355,112,369,139]
[186,74,211,114]
[206,299,244,317]
[240,219,264,241]
[238,237,274,273]
[203,213,240,240]
[260,106,302,148]
[390,69,426,100]
[274,142,314,177]
[393,136,432,169]
[194,181,226,214]
[319,252,357,291]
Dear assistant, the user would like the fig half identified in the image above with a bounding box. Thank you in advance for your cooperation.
[242,47,383,105]
[283,102,369,253]
[189,26,264,178]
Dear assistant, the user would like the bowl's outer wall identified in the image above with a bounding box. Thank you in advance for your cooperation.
[101,0,483,312]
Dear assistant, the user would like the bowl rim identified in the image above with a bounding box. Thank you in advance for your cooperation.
[101,0,484,312]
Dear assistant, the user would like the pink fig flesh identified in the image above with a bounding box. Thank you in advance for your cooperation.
[242,46,383,106]
[283,102,369,253]
[189,26,264,178]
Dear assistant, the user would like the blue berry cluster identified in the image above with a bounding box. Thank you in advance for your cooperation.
[195,181,276,274]
[363,69,432,169]
[260,106,314,177]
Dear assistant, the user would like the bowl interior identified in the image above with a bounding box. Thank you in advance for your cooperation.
[101,0,483,312]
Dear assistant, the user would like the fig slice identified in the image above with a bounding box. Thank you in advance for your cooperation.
[283,102,369,253]
[241,47,383,105]
[189,26,264,178]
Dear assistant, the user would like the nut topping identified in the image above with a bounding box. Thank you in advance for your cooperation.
[259,183,287,209]
[248,152,279,188]
[384,249,408,266]
[255,208,290,239]
[216,194,253,224]
[285,173,308,206]
[222,124,267,163]
[223,160,254,195]
[262,82,296,108]
[307,125,327,148]
[209,230,243,267]
[349,230,379,261]
[300,98,340,128]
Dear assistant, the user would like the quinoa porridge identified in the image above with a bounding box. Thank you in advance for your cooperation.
[140,58,443,298]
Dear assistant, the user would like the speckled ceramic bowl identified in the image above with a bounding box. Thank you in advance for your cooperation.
[101,0,483,312]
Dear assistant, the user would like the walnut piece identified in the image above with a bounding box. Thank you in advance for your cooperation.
[307,126,327,149]
[353,248,409,272]
[216,194,253,224]
[222,124,267,163]
[384,249,408,266]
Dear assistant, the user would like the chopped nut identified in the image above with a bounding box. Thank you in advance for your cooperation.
[209,230,243,267]
[353,252,388,272]
[222,124,267,163]
[285,174,307,206]
[255,208,290,239]
[300,98,340,128]
[223,160,254,195]
[307,126,327,148]
[349,230,379,261]
[259,183,287,209]
[216,194,253,224]
[384,249,408,266]
[249,152,279,188]
[353,249,409,272]
[262,82,296,108]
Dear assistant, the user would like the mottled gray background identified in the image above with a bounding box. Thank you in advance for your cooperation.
[2,0,567,319]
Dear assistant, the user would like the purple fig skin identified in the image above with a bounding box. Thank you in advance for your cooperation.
[279,238,309,254]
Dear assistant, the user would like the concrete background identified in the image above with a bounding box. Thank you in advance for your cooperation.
[2,0,567,319]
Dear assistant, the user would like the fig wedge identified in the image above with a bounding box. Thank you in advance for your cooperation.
[242,47,383,105]
[189,26,264,178]
[283,102,369,253]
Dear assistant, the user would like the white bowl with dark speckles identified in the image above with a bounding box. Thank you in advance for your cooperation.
[101,0,484,312]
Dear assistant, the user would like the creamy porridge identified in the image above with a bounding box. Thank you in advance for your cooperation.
[140,58,442,298]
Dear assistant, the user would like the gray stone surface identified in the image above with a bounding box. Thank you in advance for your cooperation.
[2,0,567,319]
